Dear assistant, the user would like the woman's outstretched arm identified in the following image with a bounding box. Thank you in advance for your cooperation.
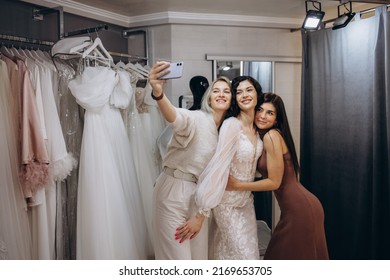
[148,61,177,123]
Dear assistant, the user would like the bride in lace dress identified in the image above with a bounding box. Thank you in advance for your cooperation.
[176,76,264,260]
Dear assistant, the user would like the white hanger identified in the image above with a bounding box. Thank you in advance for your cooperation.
[35,49,50,60]
[51,36,91,56]
[134,62,150,76]
[113,60,126,70]
[9,46,26,60]
[81,37,113,63]
[125,62,148,78]
[31,49,48,62]
[31,49,57,71]
[25,49,45,65]
[35,49,56,70]
[69,38,92,54]
[0,45,14,59]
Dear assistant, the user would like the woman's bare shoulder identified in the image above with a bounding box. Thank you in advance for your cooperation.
[263,129,284,151]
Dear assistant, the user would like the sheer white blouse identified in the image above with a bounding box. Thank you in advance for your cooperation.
[195,117,263,216]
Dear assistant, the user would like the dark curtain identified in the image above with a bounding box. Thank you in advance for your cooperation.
[301,6,390,259]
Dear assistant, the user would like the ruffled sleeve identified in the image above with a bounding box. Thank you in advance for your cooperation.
[110,70,133,109]
[68,66,116,112]
[195,117,241,216]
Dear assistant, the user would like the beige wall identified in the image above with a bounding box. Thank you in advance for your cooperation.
[147,24,302,106]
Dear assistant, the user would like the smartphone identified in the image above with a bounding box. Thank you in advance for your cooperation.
[159,62,184,79]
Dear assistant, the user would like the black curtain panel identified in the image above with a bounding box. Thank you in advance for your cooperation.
[300,6,390,260]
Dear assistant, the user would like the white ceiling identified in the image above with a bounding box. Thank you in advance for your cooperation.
[24,0,387,28]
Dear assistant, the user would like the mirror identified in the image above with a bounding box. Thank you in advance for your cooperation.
[216,60,273,92]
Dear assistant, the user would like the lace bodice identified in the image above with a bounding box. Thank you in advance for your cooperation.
[195,117,263,212]
[230,132,262,181]
[220,130,262,206]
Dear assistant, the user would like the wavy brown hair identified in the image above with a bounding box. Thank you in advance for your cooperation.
[227,75,264,118]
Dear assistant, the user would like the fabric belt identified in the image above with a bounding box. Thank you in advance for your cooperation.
[163,167,197,183]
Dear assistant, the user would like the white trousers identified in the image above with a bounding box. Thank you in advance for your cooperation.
[152,172,208,260]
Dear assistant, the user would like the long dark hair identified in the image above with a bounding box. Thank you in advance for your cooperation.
[260,93,300,178]
[225,75,264,119]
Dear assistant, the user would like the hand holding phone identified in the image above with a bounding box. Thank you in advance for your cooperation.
[159,62,184,79]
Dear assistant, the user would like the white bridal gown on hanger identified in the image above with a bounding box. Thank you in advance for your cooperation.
[68,66,150,259]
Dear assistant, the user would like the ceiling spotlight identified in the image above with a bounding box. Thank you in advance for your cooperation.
[302,1,325,30]
[332,2,355,30]
[222,61,233,71]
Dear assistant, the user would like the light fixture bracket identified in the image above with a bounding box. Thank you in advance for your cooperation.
[337,1,352,18]
[305,0,322,13]
[332,1,355,30]
[302,1,325,30]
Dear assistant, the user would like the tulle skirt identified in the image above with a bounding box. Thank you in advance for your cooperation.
[76,103,150,259]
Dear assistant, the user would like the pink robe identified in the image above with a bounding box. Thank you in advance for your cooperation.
[15,58,49,198]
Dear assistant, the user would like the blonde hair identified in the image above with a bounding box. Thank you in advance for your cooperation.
[201,76,231,114]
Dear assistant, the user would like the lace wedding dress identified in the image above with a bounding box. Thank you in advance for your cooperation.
[195,117,263,259]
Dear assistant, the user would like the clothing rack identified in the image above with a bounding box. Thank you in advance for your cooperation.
[61,24,149,63]
[108,51,148,63]
[64,24,109,38]
[0,33,54,48]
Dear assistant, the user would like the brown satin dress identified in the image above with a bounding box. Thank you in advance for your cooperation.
[257,150,329,260]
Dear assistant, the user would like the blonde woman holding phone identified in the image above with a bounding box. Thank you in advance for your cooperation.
[148,61,232,259]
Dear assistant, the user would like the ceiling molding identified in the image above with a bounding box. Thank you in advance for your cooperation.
[129,11,302,29]
[22,0,303,29]
[22,0,130,26]
[206,54,302,63]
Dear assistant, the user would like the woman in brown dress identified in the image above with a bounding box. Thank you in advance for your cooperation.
[227,92,329,260]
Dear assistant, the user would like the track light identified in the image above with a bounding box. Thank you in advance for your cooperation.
[222,61,233,71]
[332,2,355,30]
[302,1,325,30]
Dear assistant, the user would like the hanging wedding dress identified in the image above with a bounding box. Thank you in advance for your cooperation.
[31,60,77,260]
[137,84,166,172]
[68,66,150,259]
[52,56,84,260]
[121,82,159,258]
